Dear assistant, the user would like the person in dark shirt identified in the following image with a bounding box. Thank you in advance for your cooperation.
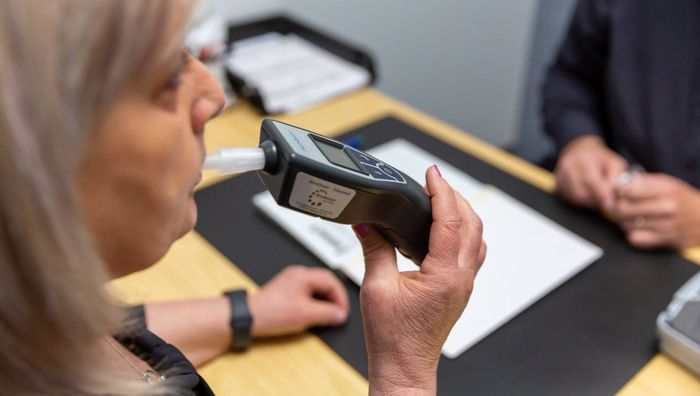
[0,1,486,394]
[543,0,700,249]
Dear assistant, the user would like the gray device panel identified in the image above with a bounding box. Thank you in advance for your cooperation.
[258,119,431,264]
[658,271,700,376]
[273,120,406,184]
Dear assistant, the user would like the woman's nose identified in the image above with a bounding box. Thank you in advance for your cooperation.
[190,60,226,134]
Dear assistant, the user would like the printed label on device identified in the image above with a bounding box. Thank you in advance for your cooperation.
[289,172,356,219]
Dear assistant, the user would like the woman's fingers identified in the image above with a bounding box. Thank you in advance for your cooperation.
[353,224,398,283]
[453,190,485,272]
[423,165,462,272]
[477,240,487,270]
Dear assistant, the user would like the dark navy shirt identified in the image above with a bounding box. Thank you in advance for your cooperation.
[542,0,700,187]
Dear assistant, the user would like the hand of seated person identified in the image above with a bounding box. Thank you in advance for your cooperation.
[613,173,700,249]
[353,166,486,395]
[555,135,627,210]
[248,265,349,337]
[143,265,349,367]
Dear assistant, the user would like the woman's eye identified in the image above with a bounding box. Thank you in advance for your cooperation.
[164,72,183,91]
[155,50,190,108]
[155,71,183,109]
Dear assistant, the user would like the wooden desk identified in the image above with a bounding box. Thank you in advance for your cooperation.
[110,88,700,395]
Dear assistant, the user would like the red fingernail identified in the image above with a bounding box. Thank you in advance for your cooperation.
[352,224,369,238]
[433,164,442,178]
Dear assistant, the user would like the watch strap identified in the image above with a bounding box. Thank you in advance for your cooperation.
[224,289,252,351]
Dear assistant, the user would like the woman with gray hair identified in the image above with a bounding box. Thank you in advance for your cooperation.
[0,1,485,395]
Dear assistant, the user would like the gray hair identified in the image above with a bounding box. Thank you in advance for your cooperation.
[0,0,193,394]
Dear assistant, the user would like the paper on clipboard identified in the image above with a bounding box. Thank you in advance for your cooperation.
[253,139,603,358]
[226,33,370,114]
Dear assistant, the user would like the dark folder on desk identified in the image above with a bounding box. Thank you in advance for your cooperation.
[195,117,697,395]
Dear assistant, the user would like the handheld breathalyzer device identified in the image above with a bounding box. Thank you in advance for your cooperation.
[203,119,432,265]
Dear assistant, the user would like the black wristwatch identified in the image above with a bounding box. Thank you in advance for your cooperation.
[223,289,253,351]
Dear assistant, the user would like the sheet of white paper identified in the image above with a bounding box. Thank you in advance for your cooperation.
[226,33,370,113]
[253,139,603,358]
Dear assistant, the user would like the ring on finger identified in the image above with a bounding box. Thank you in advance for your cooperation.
[634,216,646,229]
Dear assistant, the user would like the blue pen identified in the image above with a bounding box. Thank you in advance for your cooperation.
[343,134,365,150]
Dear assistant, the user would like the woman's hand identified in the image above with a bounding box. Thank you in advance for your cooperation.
[354,165,486,395]
[248,265,350,338]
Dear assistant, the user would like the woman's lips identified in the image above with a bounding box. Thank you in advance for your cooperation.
[191,172,202,192]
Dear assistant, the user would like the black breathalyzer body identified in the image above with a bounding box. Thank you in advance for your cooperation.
[256,119,432,265]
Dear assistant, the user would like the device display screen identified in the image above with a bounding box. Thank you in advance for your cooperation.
[313,139,361,171]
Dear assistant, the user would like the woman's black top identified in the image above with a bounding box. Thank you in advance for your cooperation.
[114,306,215,396]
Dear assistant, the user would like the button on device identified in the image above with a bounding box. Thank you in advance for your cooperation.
[349,149,381,167]
[378,164,404,182]
[364,164,396,181]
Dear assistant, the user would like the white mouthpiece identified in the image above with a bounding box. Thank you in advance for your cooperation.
[202,148,266,174]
